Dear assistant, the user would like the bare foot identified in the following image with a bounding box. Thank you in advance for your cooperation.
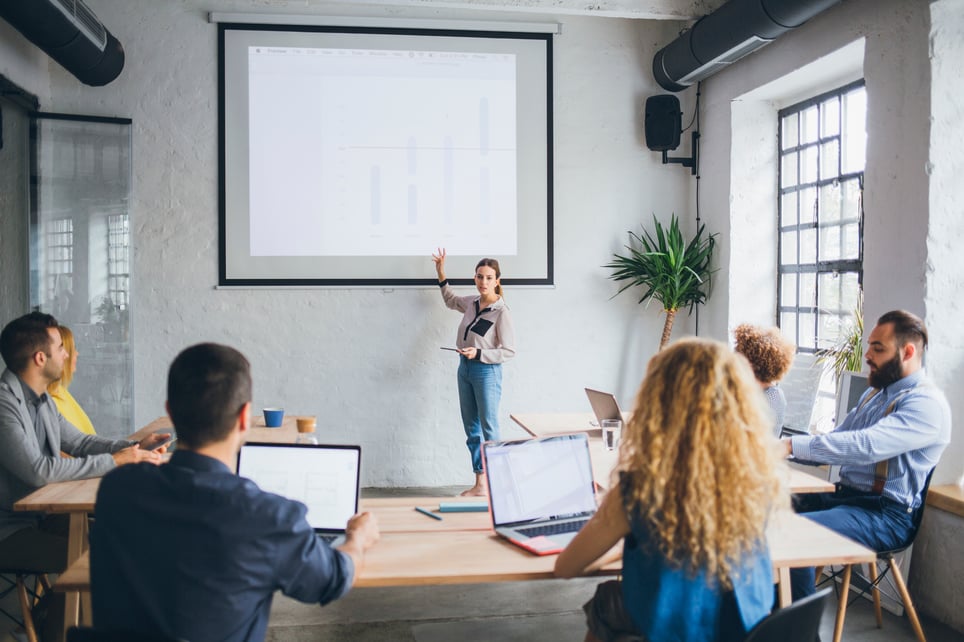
[459,472,488,497]
[459,484,488,497]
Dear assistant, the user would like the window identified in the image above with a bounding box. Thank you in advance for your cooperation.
[778,80,865,353]
[107,213,130,310]
[45,217,74,308]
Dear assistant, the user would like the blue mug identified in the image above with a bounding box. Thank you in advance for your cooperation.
[263,407,284,428]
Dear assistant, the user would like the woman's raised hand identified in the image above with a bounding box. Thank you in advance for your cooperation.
[432,248,447,280]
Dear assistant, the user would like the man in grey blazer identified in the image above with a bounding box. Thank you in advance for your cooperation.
[0,311,165,575]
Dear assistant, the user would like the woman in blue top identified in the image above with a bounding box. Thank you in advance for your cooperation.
[556,338,786,642]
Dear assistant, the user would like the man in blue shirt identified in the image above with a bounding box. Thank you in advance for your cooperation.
[782,310,951,599]
[91,343,379,641]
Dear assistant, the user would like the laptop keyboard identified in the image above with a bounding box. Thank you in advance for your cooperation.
[318,534,340,544]
[517,519,588,538]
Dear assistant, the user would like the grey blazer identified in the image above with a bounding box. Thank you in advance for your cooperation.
[0,368,131,541]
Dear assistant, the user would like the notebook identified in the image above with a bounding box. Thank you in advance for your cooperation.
[482,433,597,555]
[585,388,624,426]
[236,442,361,547]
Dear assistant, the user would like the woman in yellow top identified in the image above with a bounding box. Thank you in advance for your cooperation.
[47,325,96,435]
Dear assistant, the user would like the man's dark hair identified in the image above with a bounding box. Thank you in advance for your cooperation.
[167,343,252,449]
[0,311,60,373]
[877,309,928,351]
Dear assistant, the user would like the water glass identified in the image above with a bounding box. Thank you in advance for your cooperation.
[601,419,621,451]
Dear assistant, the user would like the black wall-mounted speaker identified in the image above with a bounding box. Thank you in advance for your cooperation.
[644,95,682,152]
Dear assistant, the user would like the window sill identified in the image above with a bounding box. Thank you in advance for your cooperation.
[927,484,964,518]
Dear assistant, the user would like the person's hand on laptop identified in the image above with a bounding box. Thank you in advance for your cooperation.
[338,511,380,578]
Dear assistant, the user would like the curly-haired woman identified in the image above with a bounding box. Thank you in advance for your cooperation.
[555,338,786,642]
[733,323,796,437]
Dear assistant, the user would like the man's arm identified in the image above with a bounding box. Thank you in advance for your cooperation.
[789,391,949,465]
[275,508,379,606]
[0,396,115,488]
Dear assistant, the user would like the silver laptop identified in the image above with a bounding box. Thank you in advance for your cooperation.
[237,442,361,547]
[585,388,623,425]
[482,433,597,556]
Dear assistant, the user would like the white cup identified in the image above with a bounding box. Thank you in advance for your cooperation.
[601,419,621,451]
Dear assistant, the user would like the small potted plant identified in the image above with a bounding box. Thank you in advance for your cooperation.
[605,214,717,350]
[817,292,864,383]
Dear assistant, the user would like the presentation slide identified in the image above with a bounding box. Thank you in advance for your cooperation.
[219,25,552,285]
[248,46,518,257]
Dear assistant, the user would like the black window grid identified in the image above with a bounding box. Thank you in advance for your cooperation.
[107,213,130,310]
[777,80,865,353]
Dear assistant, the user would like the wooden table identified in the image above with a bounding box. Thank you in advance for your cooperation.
[133,414,305,444]
[34,416,859,642]
[53,500,872,642]
[510,412,835,494]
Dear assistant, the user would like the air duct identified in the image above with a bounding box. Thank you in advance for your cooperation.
[0,0,124,87]
[653,0,841,92]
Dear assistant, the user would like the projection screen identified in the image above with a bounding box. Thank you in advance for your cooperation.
[219,23,553,286]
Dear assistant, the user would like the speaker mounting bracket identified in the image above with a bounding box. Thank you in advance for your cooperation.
[662,130,699,175]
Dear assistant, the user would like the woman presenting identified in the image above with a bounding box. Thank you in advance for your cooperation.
[432,248,516,497]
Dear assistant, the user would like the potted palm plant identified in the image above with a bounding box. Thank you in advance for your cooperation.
[605,214,717,350]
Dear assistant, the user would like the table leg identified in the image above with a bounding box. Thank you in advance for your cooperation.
[832,564,852,642]
[61,513,89,641]
[777,568,792,607]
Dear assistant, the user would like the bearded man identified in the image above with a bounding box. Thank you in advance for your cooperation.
[782,309,951,600]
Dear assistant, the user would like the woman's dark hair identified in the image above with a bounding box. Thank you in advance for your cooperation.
[476,258,502,296]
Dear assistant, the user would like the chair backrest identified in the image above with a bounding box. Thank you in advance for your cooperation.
[743,587,832,642]
[881,466,935,556]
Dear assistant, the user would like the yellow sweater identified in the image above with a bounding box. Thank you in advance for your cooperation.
[49,385,96,435]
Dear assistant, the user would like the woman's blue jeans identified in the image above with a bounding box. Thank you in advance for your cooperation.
[457,356,502,473]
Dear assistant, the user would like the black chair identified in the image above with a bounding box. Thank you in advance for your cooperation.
[744,587,832,642]
[0,571,51,642]
[816,469,934,642]
[67,626,185,642]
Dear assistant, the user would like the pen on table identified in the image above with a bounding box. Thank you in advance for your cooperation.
[414,506,443,521]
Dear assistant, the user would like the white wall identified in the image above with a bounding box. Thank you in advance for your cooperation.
[909,0,964,631]
[9,0,694,486]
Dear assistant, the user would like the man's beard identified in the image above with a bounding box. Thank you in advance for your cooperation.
[868,352,903,388]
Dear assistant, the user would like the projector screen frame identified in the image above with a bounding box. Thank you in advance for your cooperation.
[217,22,554,288]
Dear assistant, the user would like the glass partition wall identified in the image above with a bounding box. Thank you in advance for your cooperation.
[29,114,133,439]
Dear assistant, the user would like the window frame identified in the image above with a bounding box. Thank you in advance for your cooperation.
[777,79,865,354]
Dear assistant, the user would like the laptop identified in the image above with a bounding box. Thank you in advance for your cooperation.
[237,442,361,547]
[482,433,598,556]
[585,388,624,426]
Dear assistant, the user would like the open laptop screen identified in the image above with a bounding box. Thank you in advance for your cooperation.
[484,434,596,527]
[237,443,360,532]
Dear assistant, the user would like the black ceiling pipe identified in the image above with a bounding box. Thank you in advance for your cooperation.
[653,0,841,92]
[0,0,124,87]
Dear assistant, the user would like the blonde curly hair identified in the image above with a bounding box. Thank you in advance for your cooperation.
[733,323,795,384]
[615,338,786,587]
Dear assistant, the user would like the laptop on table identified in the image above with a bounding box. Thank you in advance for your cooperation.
[236,442,361,546]
[482,433,598,556]
[584,388,624,426]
